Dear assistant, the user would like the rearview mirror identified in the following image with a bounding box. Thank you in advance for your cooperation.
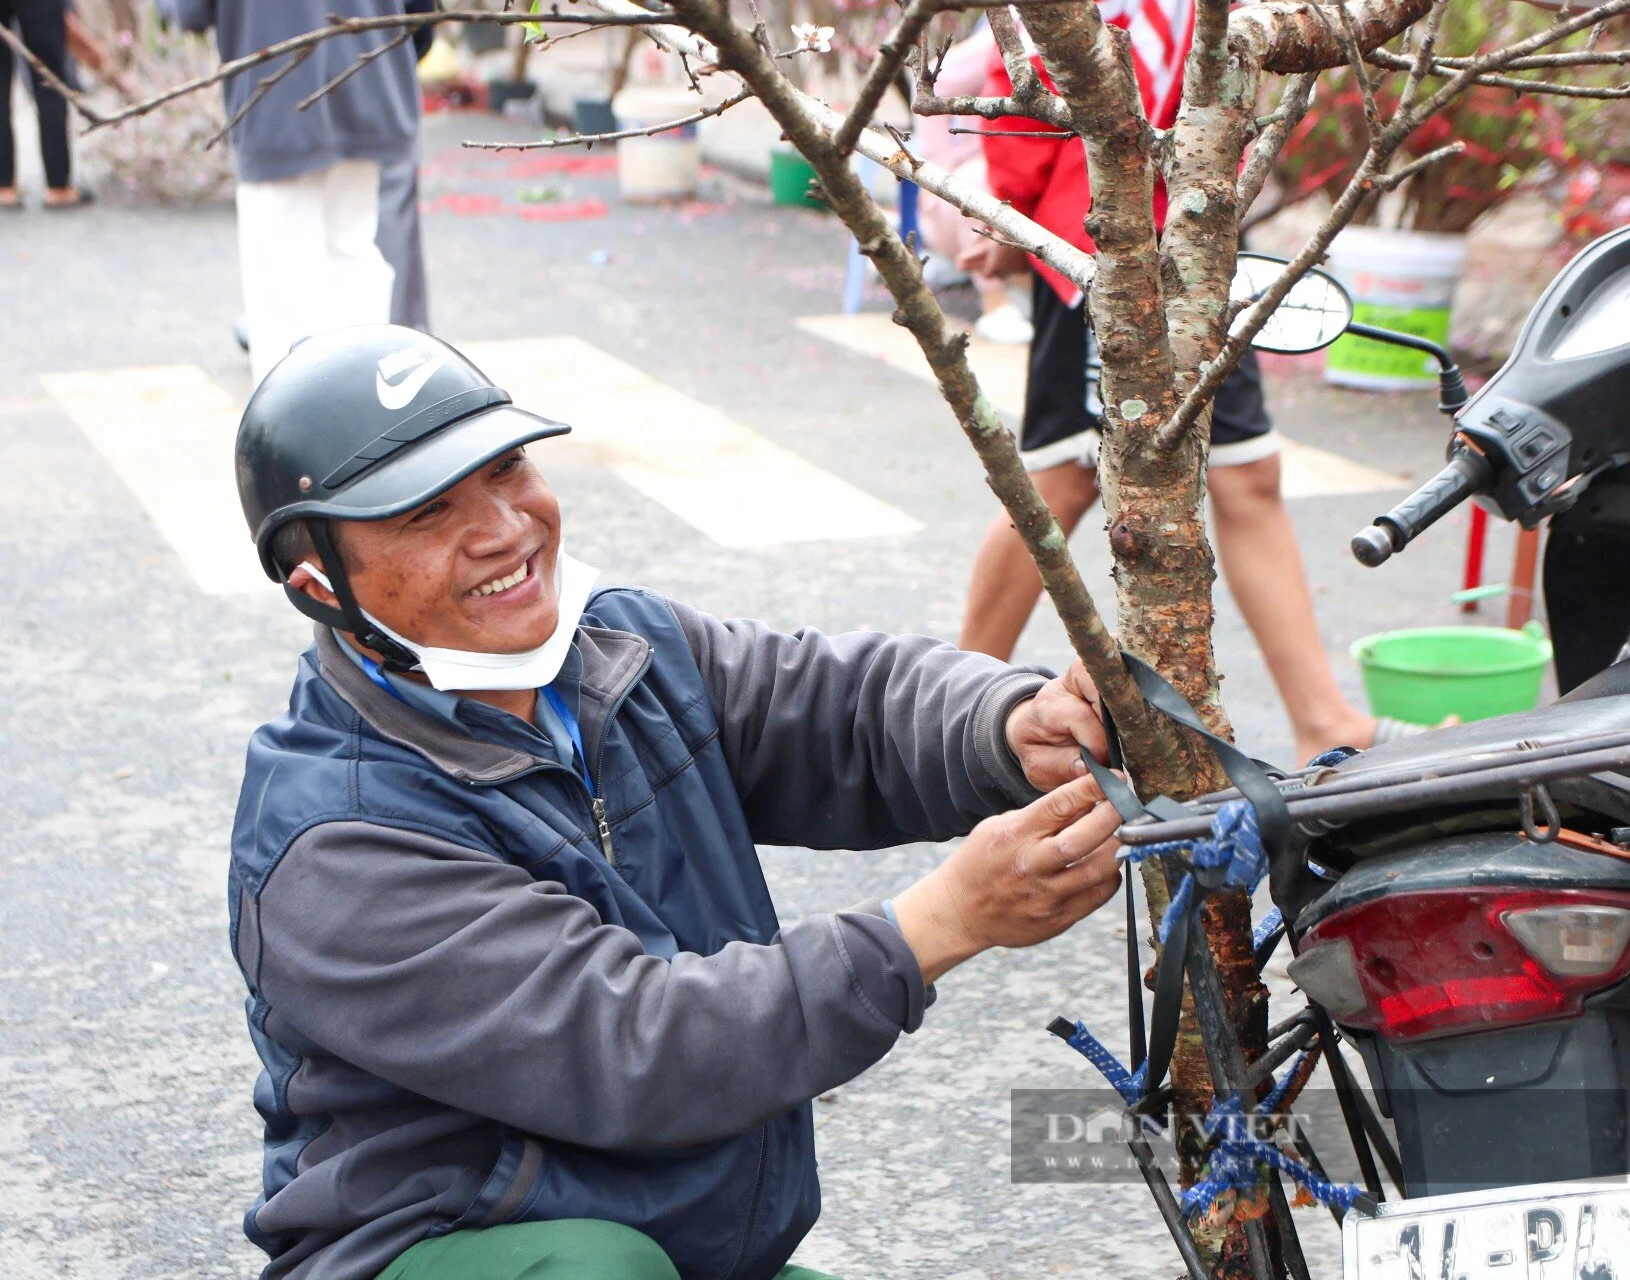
[1230,253,1354,355]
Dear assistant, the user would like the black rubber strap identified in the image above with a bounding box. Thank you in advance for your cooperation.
[1075,652,1293,1102]
[1092,706,1149,1075]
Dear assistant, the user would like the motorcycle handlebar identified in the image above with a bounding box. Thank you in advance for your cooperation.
[1352,448,1494,567]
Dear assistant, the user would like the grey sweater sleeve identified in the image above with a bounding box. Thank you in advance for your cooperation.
[664,598,1046,848]
[249,821,928,1150]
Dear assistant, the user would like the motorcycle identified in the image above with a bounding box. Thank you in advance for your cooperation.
[1114,228,1630,1279]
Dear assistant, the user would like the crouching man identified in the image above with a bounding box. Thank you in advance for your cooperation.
[229,326,1122,1280]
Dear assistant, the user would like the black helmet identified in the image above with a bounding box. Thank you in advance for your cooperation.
[236,324,570,668]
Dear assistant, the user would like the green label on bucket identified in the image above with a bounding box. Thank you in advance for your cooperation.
[1326,302,1451,383]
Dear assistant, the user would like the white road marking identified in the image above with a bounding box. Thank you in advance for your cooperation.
[796,313,1407,499]
[41,339,923,594]
[40,365,270,595]
[461,337,923,547]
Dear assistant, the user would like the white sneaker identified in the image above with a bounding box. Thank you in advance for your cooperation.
[974,303,1034,346]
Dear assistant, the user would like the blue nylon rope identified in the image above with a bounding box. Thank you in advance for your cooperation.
[1054,800,1366,1220]
[1120,800,1270,943]
[1179,1095,1368,1219]
[1058,1028,1366,1218]
[1252,906,1284,955]
[1062,1020,1147,1106]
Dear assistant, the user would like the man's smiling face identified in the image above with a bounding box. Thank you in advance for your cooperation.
[295,449,564,656]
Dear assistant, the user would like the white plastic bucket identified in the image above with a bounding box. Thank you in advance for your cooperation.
[1324,226,1468,391]
[611,87,701,203]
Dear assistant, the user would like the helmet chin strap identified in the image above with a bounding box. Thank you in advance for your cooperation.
[280,520,423,674]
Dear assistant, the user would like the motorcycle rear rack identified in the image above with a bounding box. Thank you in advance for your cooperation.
[1116,729,1630,847]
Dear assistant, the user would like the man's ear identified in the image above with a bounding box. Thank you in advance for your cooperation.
[288,561,340,609]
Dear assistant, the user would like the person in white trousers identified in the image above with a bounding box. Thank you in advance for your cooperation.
[236,159,396,386]
[158,0,427,384]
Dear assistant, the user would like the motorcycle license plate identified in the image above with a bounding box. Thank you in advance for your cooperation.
[1342,1178,1630,1278]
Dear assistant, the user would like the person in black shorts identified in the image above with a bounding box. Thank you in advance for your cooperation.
[960,269,1382,762]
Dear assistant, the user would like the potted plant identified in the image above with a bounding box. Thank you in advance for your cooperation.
[1256,0,1613,387]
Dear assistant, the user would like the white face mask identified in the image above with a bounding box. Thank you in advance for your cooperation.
[304,546,599,692]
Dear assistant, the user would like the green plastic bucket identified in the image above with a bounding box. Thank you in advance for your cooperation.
[1350,624,1553,725]
[769,146,824,209]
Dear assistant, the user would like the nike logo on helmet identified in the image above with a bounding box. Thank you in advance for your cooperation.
[375,348,447,411]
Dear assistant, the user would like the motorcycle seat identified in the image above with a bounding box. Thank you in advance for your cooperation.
[1558,658,1630,703]
[1325,691,1630,780]
[1300,692,1630,865]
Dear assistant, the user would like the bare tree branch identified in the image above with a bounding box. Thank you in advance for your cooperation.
[1445,73,1629,97]
[465,87,752,149]
[205,46,314,149]
[1369,45,1630,95]
[1411,47,1628,69]
[295,28,412,112]
[948,124,1073,136]
[1398,0,1452,117]
[1330,0,1384,135]
[1235,0,1436,73]
[988,3,1044,99]
[912,5,1073,129]
[1236,72,1316,217]
[912,89,1072,125]
[82,8,680,134]
[1185,0,1233,106]
[1409,0,1630,119]
[1375,139,1464,189]
[799,97,1099,289]
[0,22,106,124]
[833,0,942,155]
[1014,4,1235,782]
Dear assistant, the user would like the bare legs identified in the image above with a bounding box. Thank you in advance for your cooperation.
[959,456,1375,761]
[1208,456,1375,760]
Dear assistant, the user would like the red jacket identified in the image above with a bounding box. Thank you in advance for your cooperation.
[981,0,1195,304]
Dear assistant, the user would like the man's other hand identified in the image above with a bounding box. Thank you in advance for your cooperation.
[891,775,1122,984]
[1005,659,1109,790]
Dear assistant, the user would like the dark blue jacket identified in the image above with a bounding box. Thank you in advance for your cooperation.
[229,589,1044,1279]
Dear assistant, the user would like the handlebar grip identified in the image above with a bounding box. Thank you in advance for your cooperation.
[1352,449,1493,567]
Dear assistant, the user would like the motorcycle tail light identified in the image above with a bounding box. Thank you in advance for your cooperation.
[1298,889,1630,1041]
[1502,905,1630,977]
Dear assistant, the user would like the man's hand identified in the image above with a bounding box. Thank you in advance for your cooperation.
[1005,659,1109,791]
[891,774,1122,984]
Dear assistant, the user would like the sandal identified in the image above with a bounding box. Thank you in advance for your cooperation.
[42,187,95,209]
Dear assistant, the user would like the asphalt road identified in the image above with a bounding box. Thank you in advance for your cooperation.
[0,110,1525,1280]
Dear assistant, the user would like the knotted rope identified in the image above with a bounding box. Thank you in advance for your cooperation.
[1120,800,1270,943]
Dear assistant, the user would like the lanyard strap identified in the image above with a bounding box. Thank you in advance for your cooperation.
[362,655,412,706]
[541,683,594,795]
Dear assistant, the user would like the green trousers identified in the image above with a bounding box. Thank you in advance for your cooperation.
[376,1218,840,1280]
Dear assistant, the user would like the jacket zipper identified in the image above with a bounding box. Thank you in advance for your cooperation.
[591,796,616,866]
[719,1124,770,1280]
[503,650,651,871]
[579,648,653,873]
[494,759,614,872]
